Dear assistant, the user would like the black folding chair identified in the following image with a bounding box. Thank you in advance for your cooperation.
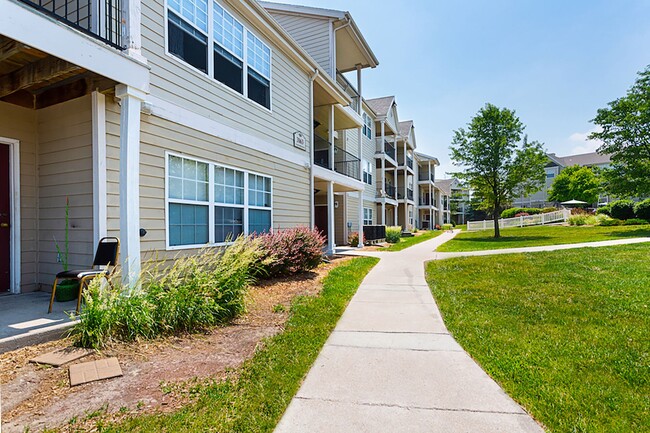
[48,237,120,314]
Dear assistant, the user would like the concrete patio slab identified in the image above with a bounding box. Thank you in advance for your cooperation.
[295,344,526,414]
[30,347,94,367]
[69,357,122,386]
[276,398,543,433]
[327,331,462,352]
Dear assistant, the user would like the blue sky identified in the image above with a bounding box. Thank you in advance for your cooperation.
[292,0,650,177]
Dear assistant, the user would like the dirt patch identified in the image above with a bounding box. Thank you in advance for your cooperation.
[0,257,352,433]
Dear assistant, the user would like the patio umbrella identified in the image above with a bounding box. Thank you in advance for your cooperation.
[560,199,588,206]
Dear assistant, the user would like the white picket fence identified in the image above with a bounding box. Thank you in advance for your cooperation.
[467,209,571,231]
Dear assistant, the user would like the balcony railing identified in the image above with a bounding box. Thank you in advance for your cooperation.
[406,155,413,170]
[377,185,396,199]
[419,197,431,206]
[336,70,360,113]
[384,140,396,161]
[19,0,124,49]
[397,188,414,201]
[314,135,360,181]
[418,172,435,182]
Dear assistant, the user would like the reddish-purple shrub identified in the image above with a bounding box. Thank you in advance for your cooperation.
[514,212,530,217]
[257,227,325,277]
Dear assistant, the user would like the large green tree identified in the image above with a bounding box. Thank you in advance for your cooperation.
[451,104,546,238]
[590,65,650,197]
[548,165,602,205]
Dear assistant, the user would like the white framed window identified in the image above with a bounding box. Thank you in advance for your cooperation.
[362,160,373,185]
[362,112,373,139]
[166,0,272,109]
[363,207,373,226]
[166,153,273,248]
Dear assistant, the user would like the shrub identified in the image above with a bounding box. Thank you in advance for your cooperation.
[598,216,622,226]
[385,226,402,243]
[623,218,649,226]
[501,208,544,219]
[442,223,454,231]
[514,212,530,217]
[609,200,636,220]
[568,215,588,226]
[634,199,650,220]
[595,205,611,216]
[434,224,441,230]
[71,236,265,348]
[257,227,325,278]
[348,231,359,246]
[542,207,557,213]
[571,207,590,215]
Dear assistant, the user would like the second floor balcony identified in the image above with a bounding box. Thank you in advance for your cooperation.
[418,171,435,182]
[376,138,396,162]
[18,0,124,49]
[314,136,360,181]
[397,188,414,201]
[406,155,413,170]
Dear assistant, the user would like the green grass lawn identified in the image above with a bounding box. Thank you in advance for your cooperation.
[426,244,650,433]
[436,224,650,252]
[383,230,443,251]
[86,257,379,433]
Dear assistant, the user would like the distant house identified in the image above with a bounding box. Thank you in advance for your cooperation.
[513,152,611,208]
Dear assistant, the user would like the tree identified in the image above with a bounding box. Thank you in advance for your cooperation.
[548,165,602,205]
[450,103,547,238]
[590,65,650,197]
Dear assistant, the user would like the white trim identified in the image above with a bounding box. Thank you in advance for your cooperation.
[0,0,149,92]
[92,92,107,251]
[1,137,21,294]
[164,152,274,250]
[148,95,309,167]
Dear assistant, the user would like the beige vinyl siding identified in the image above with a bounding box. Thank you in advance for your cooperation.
[105,100,310,261]
[140,0,311,162]
[0,102,38,291]
[361,125,376,203]
[269,12,332,75]
[37,96,94,286]
[334,193,345,245]
[346,193,360,233]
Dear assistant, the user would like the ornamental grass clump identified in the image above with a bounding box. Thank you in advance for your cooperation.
[256,227,325,278]
[71,235,267,349]
[385,226,402,243]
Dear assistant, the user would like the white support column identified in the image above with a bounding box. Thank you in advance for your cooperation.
[91,91,107,251]
[328,105,335,170]
[380,121,386,226]
[327,181,335,255]
[115,84,145,288]
[123,0,146,62]
[357,190,363,247]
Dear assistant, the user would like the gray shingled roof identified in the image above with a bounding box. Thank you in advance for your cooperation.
[365,96,394,117]
[435,178,453,195]
[398,120,413,138]
[553,152,611,167]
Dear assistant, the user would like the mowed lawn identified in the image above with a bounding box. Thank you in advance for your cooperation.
[383,230,443,251]
[426,244,650,432]
[436,224,650,252]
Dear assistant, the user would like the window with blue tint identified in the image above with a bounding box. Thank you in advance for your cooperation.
[362,112,373,139]
[168,155,209,202]
[213,2,243,58]
[215,165,245,205]
[167,0,208,72]
[248,173,271,208]
[246,31,271,108]
[249,209,271,234]
[169,203,209,246]
[215,206,244,243]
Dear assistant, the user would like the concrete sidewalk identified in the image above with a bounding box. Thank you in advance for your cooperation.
[275,231,544,433]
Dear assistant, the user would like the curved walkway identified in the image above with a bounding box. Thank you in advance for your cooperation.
[276,231,544,433]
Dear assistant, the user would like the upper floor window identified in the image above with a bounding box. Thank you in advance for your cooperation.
[362,160,373,185]
[167,0,272,109]
[362,112,373,139]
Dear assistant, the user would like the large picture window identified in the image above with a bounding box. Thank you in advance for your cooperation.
[167,154,273,248]
[167,0,272,109]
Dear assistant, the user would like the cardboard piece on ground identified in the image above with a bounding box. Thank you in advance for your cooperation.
[69,357,123,386]
[30,347,94,367]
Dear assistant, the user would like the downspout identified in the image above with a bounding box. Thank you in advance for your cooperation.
[309,69,319,230]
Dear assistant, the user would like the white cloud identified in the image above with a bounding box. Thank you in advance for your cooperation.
[568,127,603,155]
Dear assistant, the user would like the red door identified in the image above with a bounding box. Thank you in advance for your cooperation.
[0,144,10,292]
[314,206,328,239]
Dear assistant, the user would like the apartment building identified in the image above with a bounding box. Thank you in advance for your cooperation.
[0,0,448,295]
[435,178,468,225]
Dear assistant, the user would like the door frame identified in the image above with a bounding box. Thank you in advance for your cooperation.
[1,137,20,294]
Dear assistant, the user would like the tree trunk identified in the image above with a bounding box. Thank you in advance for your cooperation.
[493,206,500,238]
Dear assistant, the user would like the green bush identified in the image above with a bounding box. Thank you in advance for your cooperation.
[598,216,622,226]
[542,207,557,213]
[501,208,544,219]
[634,199,650,220]
[385,226,402,243]
[595,205,611,216]
[71,236,265,349]
[623,218,649,226]
[568,215,588,226]
[609,199,636,220]
[442,223,454,231]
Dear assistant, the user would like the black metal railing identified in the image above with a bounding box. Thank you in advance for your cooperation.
[384,140,396,161]
[406,155,414,170]
[336,70,360,113]
[385,185,396,199]
[19,0,124,49]
[397,188,414,201]
[419,196,432,206]
[418,172,435,182]
[314,135,332,170]
[334,145,360,180]
[363,225,386,242]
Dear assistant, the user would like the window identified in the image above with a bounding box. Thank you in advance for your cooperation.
[362,160,373,185]
[167,0,272,109]
[362,112,373,139]
[363,208,373,226]
[167,154,273,247]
